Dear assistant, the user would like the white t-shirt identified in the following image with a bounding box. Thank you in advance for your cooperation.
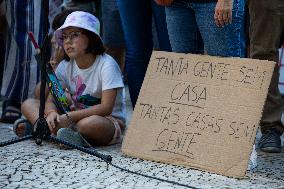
[56,53,126,123]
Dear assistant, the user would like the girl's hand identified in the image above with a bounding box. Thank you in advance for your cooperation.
[64,88,73,105]
[214,0,233,27]
[154,0,174,6]
[57,114,72,128]
[46,111,60,133]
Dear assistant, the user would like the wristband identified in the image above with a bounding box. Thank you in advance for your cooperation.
[65,112,74,126]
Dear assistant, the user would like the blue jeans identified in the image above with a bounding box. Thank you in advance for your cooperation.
[116,0,171,107]
[165,0,245,57]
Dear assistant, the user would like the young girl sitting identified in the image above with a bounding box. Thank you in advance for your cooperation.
[45,11,126,146]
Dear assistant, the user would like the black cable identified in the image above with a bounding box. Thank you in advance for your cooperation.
[0,132,200,188]
[109,162,200,189]
[0,135,33,147]
[47,135,112,162]
[49,135,199,189]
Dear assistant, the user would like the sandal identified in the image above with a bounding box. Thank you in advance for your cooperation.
[0,100,22,123]
[13,118,33,137]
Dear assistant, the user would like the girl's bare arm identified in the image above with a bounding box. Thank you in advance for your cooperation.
[64,89,117,123]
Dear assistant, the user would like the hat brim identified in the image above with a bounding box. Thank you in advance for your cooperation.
[55,23,101,47]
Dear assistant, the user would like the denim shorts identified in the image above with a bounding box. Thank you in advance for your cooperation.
[165,0,246,57]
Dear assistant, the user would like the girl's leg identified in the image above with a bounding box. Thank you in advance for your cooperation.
[165,0,204,54]
[21,99,40,124]
[76,115,116,146]
[116,0,153,107]
[15,98,40,136]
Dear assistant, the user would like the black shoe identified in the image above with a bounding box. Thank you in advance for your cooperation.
[0,100,22,124]
[259,129,282,153]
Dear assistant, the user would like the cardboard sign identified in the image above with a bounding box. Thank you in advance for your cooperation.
[122,51,275,178]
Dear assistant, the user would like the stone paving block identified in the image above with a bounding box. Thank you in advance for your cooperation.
[1,121,284,189]
[1,94,284,188]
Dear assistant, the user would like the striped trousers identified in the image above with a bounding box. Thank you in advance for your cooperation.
[1,0,49,103]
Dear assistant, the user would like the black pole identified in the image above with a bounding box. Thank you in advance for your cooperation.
[39,0,49,119]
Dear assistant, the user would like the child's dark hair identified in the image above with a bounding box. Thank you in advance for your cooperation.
[63,29,105,61]
[82,29,105,55]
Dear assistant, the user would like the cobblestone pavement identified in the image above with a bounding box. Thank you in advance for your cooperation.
[1,91,284,188]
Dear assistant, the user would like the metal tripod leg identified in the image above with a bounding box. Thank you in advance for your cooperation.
[47,135,112,163]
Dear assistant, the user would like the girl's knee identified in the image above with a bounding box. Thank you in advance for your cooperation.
[76,115,116,145]
[76,122,88,134]
[76,115,101,132]
[21,98,38,112]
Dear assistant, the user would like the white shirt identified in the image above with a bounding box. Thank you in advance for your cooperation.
[56,53,126,122]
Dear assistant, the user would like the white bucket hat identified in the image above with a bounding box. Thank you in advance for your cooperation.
[55,11,101,46]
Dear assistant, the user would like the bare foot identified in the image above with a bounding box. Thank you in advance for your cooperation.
[13,119,33,137]
[15,122,26,137]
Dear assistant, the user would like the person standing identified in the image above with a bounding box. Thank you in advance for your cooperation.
[101,0,125,72]
[116,0,172,108]
[247,0,284,153]
[160,0,246,57]
[0,0,49,123]
[0,0,6,93]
